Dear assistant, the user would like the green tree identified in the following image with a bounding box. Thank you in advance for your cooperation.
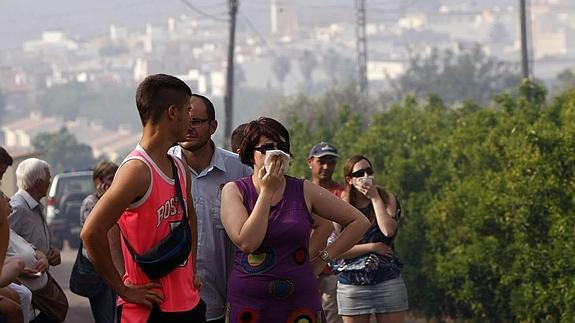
[282,81,575,321]
[32,127,96,173]
[38,82,138,130]
[272,55,291,90]
[320,48,355,85]
[388,44,521,106]
[298,50,317,90]
[554,67,575,95]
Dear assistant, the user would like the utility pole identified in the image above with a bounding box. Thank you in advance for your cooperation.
[355,0,368,93]
[224,0,238,149]
[519,0,530,80]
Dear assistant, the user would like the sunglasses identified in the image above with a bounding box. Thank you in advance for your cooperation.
[254,142,290,154]
[349,167,374,178]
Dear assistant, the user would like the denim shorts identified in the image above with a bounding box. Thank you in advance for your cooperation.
[337,277,408,315]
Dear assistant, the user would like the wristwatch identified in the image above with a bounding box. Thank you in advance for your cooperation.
[319,250,330,262]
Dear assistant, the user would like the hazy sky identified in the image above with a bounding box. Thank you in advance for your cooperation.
[0,0,515,51]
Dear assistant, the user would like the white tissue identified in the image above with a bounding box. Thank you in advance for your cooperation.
[264,150,291,174]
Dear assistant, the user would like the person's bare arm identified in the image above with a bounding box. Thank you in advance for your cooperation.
[81,160,163,308]
[308,214,334,275]
[220,181,269,254]
[308,214,332,259]
[337,242,394,259]
[356,181,397,237]
[304,181,370,263]
[372,191,398,237]
[221,156,284,253]
[107,225,124,277]
[0,257,24,287]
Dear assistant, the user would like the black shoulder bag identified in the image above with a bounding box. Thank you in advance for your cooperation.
[121,157,192,280]
[70,242,108,297]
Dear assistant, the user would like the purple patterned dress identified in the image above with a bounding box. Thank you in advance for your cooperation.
[226,176,326,323]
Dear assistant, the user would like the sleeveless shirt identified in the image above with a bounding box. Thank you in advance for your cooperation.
[226,175,326,323]
[117,145,200,321]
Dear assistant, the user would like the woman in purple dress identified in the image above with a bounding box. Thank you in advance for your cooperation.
[220,117,370,323]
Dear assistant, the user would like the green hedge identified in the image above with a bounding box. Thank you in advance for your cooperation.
[285,82,575,321]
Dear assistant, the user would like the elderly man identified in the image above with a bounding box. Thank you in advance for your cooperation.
[9,158,68,322]
[9,158,58,264]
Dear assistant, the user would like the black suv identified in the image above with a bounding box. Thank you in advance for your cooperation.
[46,171,94,249]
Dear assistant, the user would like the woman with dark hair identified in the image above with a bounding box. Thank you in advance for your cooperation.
[220,117,370,323]
[77,160,119,323]
[334,155,408,323]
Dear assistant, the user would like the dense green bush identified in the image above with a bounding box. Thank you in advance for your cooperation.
[284,82,575,321]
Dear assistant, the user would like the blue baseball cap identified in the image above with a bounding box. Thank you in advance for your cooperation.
[308,142,339,158]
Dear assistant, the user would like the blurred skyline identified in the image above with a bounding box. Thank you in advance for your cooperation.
[0,0,517,50]
[1,0,574,160]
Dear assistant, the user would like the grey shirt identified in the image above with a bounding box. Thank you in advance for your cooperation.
[9,189,52,254]
[169,145,252,320]
[80,193,99,258]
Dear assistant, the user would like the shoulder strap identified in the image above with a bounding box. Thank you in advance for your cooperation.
[171,156,188,222]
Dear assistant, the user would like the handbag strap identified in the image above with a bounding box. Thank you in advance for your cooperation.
[120,155,188,257]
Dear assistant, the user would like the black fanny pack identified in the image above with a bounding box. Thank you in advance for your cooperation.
[121,157,192,280]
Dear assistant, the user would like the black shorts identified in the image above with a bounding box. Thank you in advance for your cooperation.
[117,299,206,323]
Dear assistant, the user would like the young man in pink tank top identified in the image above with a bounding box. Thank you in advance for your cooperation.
[81,74,205,323]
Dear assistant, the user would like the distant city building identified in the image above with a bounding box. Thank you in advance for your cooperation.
[1,112,139,162]
[367,60,405,81]
[23,31,79,53]
[271,0,298,40]
[1,0,575,131]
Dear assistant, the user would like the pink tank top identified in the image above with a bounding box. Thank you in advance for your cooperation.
[117,145,200,320]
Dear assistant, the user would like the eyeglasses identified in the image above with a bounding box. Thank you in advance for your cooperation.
[349,167,374,178]
[190,118,211,128]
[254,142,290,154]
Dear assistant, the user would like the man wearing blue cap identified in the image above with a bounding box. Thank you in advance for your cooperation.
[308,142,344,323]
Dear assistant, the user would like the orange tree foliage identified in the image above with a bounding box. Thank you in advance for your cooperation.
[284,82,575,321]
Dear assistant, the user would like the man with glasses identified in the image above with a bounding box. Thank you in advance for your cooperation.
[168,94,252,323]
[308,142,344,323]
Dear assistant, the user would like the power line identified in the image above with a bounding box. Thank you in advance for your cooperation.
[238,13,276,56]
[0,0,158,25]
[177,0,228,22]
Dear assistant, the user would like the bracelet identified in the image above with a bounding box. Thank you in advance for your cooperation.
[319,250,330,262]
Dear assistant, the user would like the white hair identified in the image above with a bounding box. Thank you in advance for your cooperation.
[16,158,51,191]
